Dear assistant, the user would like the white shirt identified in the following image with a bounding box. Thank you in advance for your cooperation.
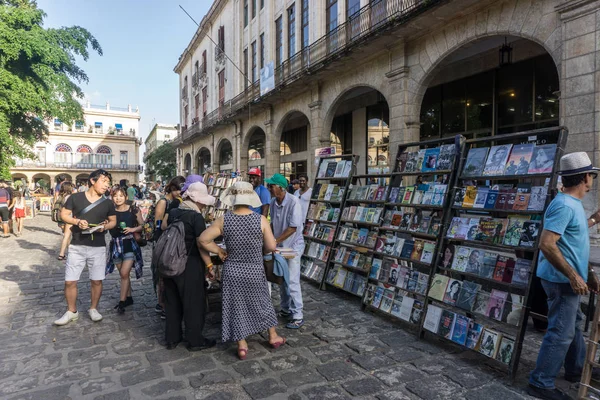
[294,188,312,220]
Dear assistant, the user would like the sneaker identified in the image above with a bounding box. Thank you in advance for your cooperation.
[124,297,134,307]
[526,384,573,400]
[88,309,103,322]
[114,302,125,315]
[154,304,163,313]
[277,310,292,319]
[53,310,79,326]
[160,310,166,320]
[285,319,305,329]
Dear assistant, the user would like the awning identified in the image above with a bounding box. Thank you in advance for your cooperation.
[115,123,123,130]
[95,122,102,127]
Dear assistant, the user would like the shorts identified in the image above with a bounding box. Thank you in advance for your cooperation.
[65,245,106,281]
[0,207,8,223]
[14,208,25,218]
[8,208,13,219]
[113,252,134,265]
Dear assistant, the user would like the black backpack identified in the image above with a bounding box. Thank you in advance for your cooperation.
[151,217,190,277]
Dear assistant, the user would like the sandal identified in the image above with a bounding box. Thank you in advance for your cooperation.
[237,347,248,360]
[57,255,66,261]
[270,337,286,349]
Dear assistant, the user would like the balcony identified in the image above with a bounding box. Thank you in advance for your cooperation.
[13,161,143,172]
[180,0,440,143]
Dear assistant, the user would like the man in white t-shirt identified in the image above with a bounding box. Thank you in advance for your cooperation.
[293,174,312,220]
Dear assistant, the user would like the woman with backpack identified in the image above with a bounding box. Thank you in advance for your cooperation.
[161,181,216,351]
[105,187,144,314]
[56,182,75,261]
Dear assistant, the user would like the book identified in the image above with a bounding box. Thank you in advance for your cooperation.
[412,190,424,205]
[420,241,435,264]
[409,211,423,232]
[496,336,515,364]
[333,268,348,288]
[396,152,408,172]
[437,144,455,171]
[390,298,403,318]
[380,289,395,313]
[486,289,508,321]
[479,329,500,358]
[369,258,382,280]
[453,188,466,207]
[423,304,443,333]
[388,263,400,285]
[451,246,470,272]
[482,144,512,176]
[473,187,489,209]
[342,160,353,177]
[411,240,424,261]
[464,248,484,275]
[428,274,450,301]
[422,190,434,205]
[401,186,415,204]
[388,187,400,204]
[473,291,489,315]
[438,309,456,339]
[493,256,508,282]
[462,186,477,208]
[519,220,540,247]
[513,193,530,210]
[404,152,418,172]
[504,143,534,175]
[451,314,470,345]
[371,286,385,308]
[443,279,462,306]
[512,258,532,286]
[463,147,489,177]
[503,216,529,246]
[422,148,440,172]
[410,300,423,324]
[484,190,499,209]
[465,321,484,349]
[428,217,442,237]
[416,272,429,295]
[317,162,329,178]
[399,240,414,259]
[481,252,498,279]
[504,293,525,326]
[431,184,447,206]
[398,296,415,322]
[325,162,338,177]
[466,218,481,241]
[528,186,548,211]
[415,149,426,171]
[502,258,516,283]
[456,281,481,311]
[528,144,557,174]
[406,270,419,293]
[333,161,346,177]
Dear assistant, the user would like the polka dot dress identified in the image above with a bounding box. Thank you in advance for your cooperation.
[221,212,278,343]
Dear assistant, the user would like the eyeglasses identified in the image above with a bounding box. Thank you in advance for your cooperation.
[590,173,598,180]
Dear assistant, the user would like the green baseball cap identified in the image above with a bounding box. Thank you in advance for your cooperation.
[265,173,288,189]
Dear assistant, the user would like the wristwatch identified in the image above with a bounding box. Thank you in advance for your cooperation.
[591,218,597,225]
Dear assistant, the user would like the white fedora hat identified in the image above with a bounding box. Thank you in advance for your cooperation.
[220,181,262,208]
[558,152,600,176]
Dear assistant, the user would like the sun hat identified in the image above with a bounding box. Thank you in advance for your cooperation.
[182,182,215,206]
[181,174,204,193]
[248,167,262,177]
[149,190,162,200]
[265,173,288,189]
[220,181,262,208]
[558,152,600,176]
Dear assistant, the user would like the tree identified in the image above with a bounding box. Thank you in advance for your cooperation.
[0,0,102,180]
[145,142,177,182]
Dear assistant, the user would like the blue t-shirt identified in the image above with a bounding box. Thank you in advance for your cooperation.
[537,193,589,283]
[250,185,271,214]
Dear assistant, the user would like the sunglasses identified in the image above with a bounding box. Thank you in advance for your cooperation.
[590,173,598,179]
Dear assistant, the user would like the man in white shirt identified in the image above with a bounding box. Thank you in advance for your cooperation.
[293,174,312,220]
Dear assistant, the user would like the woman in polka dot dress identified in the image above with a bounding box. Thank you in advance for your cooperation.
[200,181,285,360]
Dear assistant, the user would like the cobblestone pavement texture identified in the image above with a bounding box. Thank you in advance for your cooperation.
[0,215,582,399]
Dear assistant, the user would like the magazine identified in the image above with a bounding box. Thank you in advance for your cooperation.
[437,144,456,171]
[496,336,515,364]
[443,279,462,306]
[486,289,508,321]
[451,314,470,345]
[504,143,534,175]
[438,309,456,339]
[465,320,484,349]
[519,220,540,247]
[479,329,500,358]
[528,144,557,174]
[528,186,548,211]
[422,148,440,172]
[482,144,512,176]
[423,304,443,333]
[463,147,489,177]
[511,258,531,286]
[428,274,450,301]
[456,281,481,311]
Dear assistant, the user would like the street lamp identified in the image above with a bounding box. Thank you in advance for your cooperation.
[499,37,512,67]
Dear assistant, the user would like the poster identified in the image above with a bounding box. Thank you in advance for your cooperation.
[39,197,53,212]
[260,61,275,96]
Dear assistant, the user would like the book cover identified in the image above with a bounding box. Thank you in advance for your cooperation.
[396,266,409,289]
[463,147,489,177]
[428,217,442,237]
[443,279,462,306]
[503,216,529,246]
[317,162,329,178]
[504,143,534,175]
[382,210,394,227]
[318,184,329,200]
[423,304,443,333]
[422,190,434,205]
[473,291,489,315]
[392,238,406,258]
[365,208,376,223]
[437,144,455,171]
[410,240,424,261]
[484,190,499,209]
[481,252,498,279]
[464,248,484,276]
[528,186,548,211]
[502,258,516,283]
[342,160,353,177]
[451,246,471,272]
[462,186,478,208]
[396,152,408,173]
[416,272,429,295]
[454,217,470,240]
[456,281,481,311]
[486,289,508,321]
[505,193,517,210]
[480,218,507,245]
[403,152,418,173]
[379,289,395,313]
[438,309,456,340]
[366,185,379,201]
[371,286,385,308]
[512,258,532,286]
[496,336,515,364]
[494,192,508,209]
[401,186,415,204]
[422,147,440,172]
[363,284,376,305]
[333,268,348,288]
[528,144,557,174]
[388,263,400,285]
[325,162,338,177]
[451,314,470,345]
[391,211,403,228]
[519,220,540,247]
[410,300,423,324]
[369,258,382,280]
[473,187,489,209]
[479,329,500,358]
[428,274,450,301]
[504,293,524,326]
[398,296,415,322]
[482,144,512,176]
[431,184,447,206]
[406,270,419,293]
[446,217,462,238]
[420,241,435,264]
[323,185,335,201]
[343,271,355,292]
[493,256,508,282]
[375,186,387,201]
[396,187,406,204]
[466,218,481,241]
[412,190,425,205]
[453,188,467,207]
[513,193,530,210]
[390,298,403,318]
[388,187,400,204]
[333,161,345,177]
[379,258,395,283]
[415,149,426,171]
[465,321,484,349]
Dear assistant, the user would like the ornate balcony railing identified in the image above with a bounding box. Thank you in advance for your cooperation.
[180,0,440,141]
[13,162,143,172]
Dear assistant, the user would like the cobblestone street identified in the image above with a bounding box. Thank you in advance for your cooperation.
[0,214,579,399]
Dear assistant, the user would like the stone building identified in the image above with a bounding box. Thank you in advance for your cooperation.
[173,0,600,212]
[143,123,179,182]
[11,102,142,188]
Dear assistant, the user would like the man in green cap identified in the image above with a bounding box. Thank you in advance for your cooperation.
[265,173,305,329]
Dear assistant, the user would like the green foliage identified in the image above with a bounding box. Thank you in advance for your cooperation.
[145,142,177,181]
[0,0,102,178]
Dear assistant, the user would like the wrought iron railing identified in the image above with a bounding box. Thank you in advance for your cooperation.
[181,0,440,141]
[13,162,143,171]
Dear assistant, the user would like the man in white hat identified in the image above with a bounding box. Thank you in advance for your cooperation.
[528,152,600,400]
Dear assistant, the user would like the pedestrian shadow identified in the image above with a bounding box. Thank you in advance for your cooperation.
[25,225,62,236]
[15,239,55,253]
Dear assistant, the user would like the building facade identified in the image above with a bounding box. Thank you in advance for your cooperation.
[11,102,142,188]
[143,123,179,182]
[173,0,600,215]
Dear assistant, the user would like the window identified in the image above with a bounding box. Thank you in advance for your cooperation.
[248,130,266,160]
[280,126,308,155]
[252,0,256,18]
[202,87,208,117]
[275,16,283,65]
[165,134,170,139]
[120,151,128,167]
[184,105,189,125]
[260,33,265,69]
[288,4,296,57]
[202,50,207,73]
[326,0,338,32]
[54,118,62,129]
[244,0,248,27]
[218,26,225,52]
[96,145,112,167]
[261,0,264,10]
[280,161,306,181]
[219,141,233,166]
[75,120,84,132]
[218,70,225,107]
[243,48,248,89]
[301,0,309,49]
[194,94,200,119]
[55,143,72,166]
[367,104,389,171]
[115,123,123,134]
[35,146,46,167]
[251,41,257,83]
[347,0,360,38]
[330,113,352,155]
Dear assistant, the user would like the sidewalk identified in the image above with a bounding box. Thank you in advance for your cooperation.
[0,214,568,399]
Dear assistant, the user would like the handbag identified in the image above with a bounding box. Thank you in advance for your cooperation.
[130,204,147,247]
[264,255,283,285]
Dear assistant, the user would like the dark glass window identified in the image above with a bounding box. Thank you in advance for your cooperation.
[301,0,309,49]
[441,79,465,134]
[420,86,441,139]
[288,5,296,57]
[261,0,264,9]
[244,0,248,27]
[248,130,265,160]
[497,58,533,128]
[534,54,559,121]
[280,126,308,155]
[367,103,390,170]
[220,141,233,166]
[326,0,338,32]
[465,70,493,132]
[243,48,248,89]
[260,33,265,68]
[275,17,283,65]
[331,112,353,155]
[252,0,256,19]
[251,41,257,82]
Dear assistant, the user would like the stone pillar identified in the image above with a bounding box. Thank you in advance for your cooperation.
[264,114,279,177]
[234,121,243,173]
[309,91,328,181]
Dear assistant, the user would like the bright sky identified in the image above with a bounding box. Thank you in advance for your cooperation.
[37,0,210,152]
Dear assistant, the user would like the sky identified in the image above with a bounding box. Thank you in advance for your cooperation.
[37,0,210,157]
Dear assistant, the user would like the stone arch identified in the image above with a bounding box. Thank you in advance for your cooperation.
[32,173,52,189]
[215,138,234,169]
[183,153,192,176]
[56,173,74,183]
[195,147,211,175]
[243,126,267,166]
[11,173,29,184]
[275,109,312,139]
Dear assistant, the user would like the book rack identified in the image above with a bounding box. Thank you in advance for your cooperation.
[301,154,359,286]
[203,172,240,221]
[420,127,568,379]
[358,135,465,330]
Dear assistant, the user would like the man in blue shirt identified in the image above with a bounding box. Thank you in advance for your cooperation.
[529,152,600,400]
[248,168,270,216]
[266,173,305,329]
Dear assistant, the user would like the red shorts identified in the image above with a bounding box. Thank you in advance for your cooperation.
[14,208,25,218]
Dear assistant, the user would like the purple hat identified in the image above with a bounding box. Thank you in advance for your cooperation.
[181,174,204,193]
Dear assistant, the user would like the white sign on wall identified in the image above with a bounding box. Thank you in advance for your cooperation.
[260,61,275,96]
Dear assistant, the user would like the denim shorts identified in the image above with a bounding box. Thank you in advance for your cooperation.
[113,252,135,265]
